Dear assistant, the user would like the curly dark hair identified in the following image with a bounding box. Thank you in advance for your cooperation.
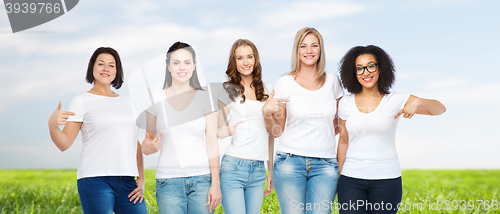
[339,45,395,94]
[225,39,268,103]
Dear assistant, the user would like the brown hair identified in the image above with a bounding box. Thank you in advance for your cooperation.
[224,39,268,103]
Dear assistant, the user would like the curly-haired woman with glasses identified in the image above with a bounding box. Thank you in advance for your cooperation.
[337,45,446,214]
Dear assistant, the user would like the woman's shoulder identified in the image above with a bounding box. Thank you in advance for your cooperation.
[386,92,410,100]
[340,93,355,102]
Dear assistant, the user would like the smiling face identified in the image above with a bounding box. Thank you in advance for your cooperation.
[167,48,196,85]
[92,53,116,86]
[355,54,379,90]
[299,33,320,67]
[235,45,255,77]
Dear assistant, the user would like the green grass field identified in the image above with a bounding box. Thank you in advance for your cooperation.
[0,170,498,213]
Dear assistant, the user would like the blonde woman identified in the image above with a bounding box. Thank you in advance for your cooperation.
[263,27,344,214]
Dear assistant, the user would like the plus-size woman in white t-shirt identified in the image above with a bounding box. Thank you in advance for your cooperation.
[48,47,147,214]
[141,42,222,214]
[262,27,344,214]
[337,45,446,214]
[217,39,274,214]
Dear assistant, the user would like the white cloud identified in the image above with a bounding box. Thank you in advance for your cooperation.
[423,78,469,89]
[418,81,500,103]
[259,1,367,27]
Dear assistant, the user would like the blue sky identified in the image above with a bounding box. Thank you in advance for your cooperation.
[0,0,498,169]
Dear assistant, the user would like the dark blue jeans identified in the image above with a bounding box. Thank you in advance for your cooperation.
[77,176,147,214]
[337,175,402,214]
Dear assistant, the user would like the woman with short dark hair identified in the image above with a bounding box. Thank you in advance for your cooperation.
[48,47,147,214]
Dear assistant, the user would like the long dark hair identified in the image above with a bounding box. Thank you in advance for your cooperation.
[163,42,202,90]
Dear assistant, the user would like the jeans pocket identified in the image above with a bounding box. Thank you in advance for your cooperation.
[273,152,289,168]
[201,174,212,183]
[156,178,170,188]
[221,158,239,173]
[84,176,100,181]
[321,158,339,168]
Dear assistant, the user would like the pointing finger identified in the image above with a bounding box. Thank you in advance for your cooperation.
[394,110,403,120]
[269,90,275,99]
[276,98,290,103]
[232,120,245,126]
[155,132,163,139]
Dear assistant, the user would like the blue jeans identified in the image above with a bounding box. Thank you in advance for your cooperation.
[273,151,339,214]
[337,175,402,214]
[77,176,147,214]
[220,155,266,214]
[156,174,213,214]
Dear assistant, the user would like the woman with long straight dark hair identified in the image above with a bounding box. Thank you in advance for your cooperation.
[141,41,222,214]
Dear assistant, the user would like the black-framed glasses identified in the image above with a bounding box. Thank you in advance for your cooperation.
[356,63,378,75]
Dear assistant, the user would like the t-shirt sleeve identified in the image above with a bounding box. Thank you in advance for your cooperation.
[67,96,84,122]
[396,93,411,109]
[332,74,344,99]
[273,76,287,99]
[338,96,349,121]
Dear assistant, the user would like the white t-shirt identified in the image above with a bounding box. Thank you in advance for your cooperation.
[224,83,272,161]
[67,93,139,179]
[338,92,410,179]
[273,72,344,158]
[147,88,214,179]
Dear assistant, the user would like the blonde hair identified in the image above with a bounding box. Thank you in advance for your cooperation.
[289,27,326,85]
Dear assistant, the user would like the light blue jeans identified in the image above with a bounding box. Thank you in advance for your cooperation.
[273,151,339,214]
[156,174,213,214]
[220,155,266,214]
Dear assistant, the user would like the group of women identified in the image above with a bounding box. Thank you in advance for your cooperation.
[48,27,446,214]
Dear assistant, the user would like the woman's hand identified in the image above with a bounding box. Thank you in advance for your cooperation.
[262,90,289,117]
[217,119,245,139]
[207,184,222,212]
[48,101,75,127]
[394,96,422,119]
[128,177,145,204]
[264,174,274,196]
[141,132,163,155]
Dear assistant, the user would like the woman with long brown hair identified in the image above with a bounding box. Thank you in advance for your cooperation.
[217,39,274,214]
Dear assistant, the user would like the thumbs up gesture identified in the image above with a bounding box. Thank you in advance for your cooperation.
[48,101,75,127]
